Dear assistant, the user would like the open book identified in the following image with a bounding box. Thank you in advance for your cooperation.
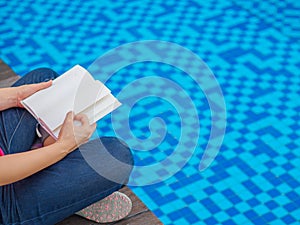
[21,65,121,139]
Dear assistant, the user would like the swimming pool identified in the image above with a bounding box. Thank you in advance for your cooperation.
[1,0,299,224]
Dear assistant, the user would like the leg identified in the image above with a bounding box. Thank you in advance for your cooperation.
[0,68,58,223]
[1,137,133,225]
[0,68,58,154]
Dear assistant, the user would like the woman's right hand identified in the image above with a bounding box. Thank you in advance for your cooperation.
[0,111,96,186]
[56,111,96,153]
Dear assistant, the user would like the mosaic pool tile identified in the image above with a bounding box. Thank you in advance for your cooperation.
[1,0,299,224]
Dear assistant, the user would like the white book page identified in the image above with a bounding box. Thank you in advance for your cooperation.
[83,93,121,124]
[22,65,110,131]
[52,94,121,138]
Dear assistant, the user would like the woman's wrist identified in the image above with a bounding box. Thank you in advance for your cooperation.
[14,86,25,107]
[0,87,19,109]
[53,140,77,156]
[6,86,22,108]
[52,142,72,158]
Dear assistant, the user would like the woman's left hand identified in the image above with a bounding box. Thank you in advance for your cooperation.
[0,80,52,111]
[15,80,52,107]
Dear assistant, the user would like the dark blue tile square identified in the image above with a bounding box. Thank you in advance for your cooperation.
[288,133,298,140]
[153,208,164,217]
[244,209,258,220]
[183,195,196,204]
[242,180,262,195]
[286,191,300,202]
[226,207,239,217]
[282,214,297,224]
[261,212,276,222]
[222,189,242,204]
[286,143,297,150]
[201,198,221,214]
[238,163,257,177]
[267,189,281,198]
[204,186,217,195]
[163,193,178,202]
[207,174,224,183]
[247,198,260,207]
[252,216,269,225]
[265,200,279,210]
[204,216,219,225]
[263,172,282,185]
[280,174,300,188]
[167,211,182,221]
[282,163,293,170]
[223,219,237,225]
[283,202,297,211]
[265,160,276,169]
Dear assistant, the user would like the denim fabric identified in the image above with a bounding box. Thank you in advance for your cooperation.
[0,69,133,225]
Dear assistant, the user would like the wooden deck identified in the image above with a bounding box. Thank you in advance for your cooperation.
[0,59,20,87]
[0,60,163,225]
[57,186,163,225]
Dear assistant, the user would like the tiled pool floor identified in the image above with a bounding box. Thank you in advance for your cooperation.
[1,0,300,224]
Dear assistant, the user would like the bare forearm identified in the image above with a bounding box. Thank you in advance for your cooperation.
[0,143,70,186]
[0,87,18,111]
[0,111,94,186]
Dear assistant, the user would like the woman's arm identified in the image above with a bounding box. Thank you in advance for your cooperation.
[0,81,52,111]
[0,142,69,186]
[0,87,18,110]
[0,112,96,186]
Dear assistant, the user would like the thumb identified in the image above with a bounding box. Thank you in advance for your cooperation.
[59,111,74,137]
[57,111,75,143]
[64,111,74,125]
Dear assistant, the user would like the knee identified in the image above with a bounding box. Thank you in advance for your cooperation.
[100,137,134,168]
[29,68,58,81]
[78,137,134,185]
[99,137,134,185]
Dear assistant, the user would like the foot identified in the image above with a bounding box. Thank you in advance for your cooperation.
[76,191,132,223]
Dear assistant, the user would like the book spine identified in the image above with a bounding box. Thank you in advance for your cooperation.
[38,118,58,140]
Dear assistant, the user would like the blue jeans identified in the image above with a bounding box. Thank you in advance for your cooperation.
[0,68,133,225]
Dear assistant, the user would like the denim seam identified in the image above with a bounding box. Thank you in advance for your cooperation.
[1,112,8,152]
[6,112,26,154]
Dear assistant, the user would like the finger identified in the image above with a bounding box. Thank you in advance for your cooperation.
[29,80,52,93]
[35,80,52,91]
[74,114,89,126]
[90,123,97,132]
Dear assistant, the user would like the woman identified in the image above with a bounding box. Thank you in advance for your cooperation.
[0,68,133,224]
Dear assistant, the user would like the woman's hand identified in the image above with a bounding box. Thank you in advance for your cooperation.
[0,80,52,111]
[15,80,52,107]
[0,112,95,186]
[0,111,96,186]
[56,112,96,153]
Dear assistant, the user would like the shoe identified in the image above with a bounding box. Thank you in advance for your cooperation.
[76,191,132,223]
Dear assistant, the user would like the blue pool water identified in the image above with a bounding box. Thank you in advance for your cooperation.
[1,0,300,224]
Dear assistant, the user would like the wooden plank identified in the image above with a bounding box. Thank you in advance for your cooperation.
[57,187,163,225]
[112,187,162,225]
[0,59,20,87]
[110,210,162,225]
[58,210,162,225]
[118,186,149,216]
